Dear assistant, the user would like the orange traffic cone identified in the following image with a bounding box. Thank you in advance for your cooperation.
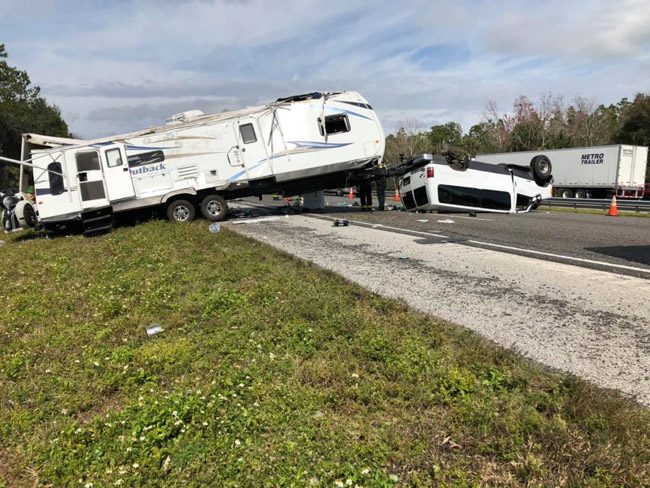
[348,187,355,199]
[394,189,401,203]
[608,195,619,216]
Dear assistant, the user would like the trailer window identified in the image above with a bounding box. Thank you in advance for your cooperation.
[48,162,65,195]
[239,124,257,144]
[106,148,123,168]
[76,151,100,172]
[320,114,350,136]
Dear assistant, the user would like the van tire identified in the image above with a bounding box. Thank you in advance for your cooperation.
[166,199,196,223]
[200,194,228,222]
[530,155,552,185]
[15,201,37,228]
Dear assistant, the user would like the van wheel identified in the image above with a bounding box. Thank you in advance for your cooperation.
[166,199,196,223]
[200,194,228,222]
[530,155,552,185]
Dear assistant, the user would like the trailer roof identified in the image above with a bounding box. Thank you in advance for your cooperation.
[23,91,351,151]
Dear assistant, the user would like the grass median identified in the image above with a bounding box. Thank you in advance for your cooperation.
[1,220,648,487]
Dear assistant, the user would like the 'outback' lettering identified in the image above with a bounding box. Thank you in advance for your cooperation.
[130,163,167,176]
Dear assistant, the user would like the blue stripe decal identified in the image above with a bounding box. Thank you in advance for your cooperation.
[289,141,352,148]
[327,107,372,121]
[227,159,268,182]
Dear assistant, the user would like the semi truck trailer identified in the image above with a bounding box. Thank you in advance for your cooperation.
[477,145,648,199]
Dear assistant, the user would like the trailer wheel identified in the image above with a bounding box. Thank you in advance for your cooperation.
[166,199,196,223]
[574,189,586,199]
[200,194,228,222]
[530,155,552,185]
[560,189,573,198]
[15,201,37,228]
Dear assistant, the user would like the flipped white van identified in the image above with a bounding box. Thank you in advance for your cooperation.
[397,154,553,214]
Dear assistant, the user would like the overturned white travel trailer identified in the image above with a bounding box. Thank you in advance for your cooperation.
[5,91,384,234]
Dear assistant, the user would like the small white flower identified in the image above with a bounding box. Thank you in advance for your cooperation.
[361,468,370,476]
[139,435,145,441]
[335,481,344,488]
[126,447,132,453]
[234,439,241,446]
[389,474,399,482]
[351,373,359,379]
[132,463,139,469]
[74,359,80,364]
[118,467,127,474]
[172,410,178,417]
[202,421,208,426]
[269,353,275,360]
[238,383,244,388]
[93,361,100,367]
[84,483,94,488]
[114,480,123,486]
[45,369,52,373]
[61,409,68,415]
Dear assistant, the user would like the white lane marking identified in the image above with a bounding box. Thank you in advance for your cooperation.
[236,201,650,276]
[468,240,650,275]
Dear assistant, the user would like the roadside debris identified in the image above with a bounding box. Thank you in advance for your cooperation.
[333,219,350,227]
[416,219,428,223]
[437,219,455,224]
[397,255,409,259]
[209,223,221,233]
[146,324,163,337]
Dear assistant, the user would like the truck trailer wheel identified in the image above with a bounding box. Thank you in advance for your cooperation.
[166,199,196,223]
[200,194,228,222]
[574,189,586,199]
[560,189,573,198]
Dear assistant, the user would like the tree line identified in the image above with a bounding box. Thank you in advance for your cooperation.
[0,44,69,188]
[2,41,649,188]
[384,93,650,173]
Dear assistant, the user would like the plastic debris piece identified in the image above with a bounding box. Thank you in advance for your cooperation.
[209,223,221,233]
[333,219,351,227]
[416,219,428,223]
[398,255,409,259]
[146,324,163,336]
[437,219,455,224]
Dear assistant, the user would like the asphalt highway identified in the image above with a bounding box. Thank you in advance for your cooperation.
[236,195,650,278]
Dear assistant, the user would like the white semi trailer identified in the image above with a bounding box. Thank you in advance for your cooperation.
[477,145,648,199]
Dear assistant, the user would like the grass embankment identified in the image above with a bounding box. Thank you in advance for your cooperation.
[1,221,648,487]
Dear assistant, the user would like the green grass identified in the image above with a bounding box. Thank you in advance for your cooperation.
[1,221,648,487]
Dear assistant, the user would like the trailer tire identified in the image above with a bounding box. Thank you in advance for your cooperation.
[530,155,552,186]
[166,199,196,223]
[574,189,586,199]
[560,189,573,198]
[200,194,228,222]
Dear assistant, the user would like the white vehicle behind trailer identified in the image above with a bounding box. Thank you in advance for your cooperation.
[477,145,648,199]
[397,154,553,214]
[2,91,384,234]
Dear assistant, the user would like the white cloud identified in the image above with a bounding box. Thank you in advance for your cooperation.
[1,0,648,138]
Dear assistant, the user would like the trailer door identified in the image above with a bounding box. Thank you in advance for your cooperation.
[236,118,270,179]
[100,145,135,201]
[72,148,110,210]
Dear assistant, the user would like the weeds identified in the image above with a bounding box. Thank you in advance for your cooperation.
[0,221,648,486]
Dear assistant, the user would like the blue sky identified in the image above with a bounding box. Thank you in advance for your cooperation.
[1,0,649,138]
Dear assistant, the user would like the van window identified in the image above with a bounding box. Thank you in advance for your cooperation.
[414,186,428,207]
[239,123,257,144]
[319,114,350,136]
[76,151,100,172]
[47,162,65,195]
[402,191,416,210]
[438,185,479,207]
[106,148,123,168]
[439,185,511,210]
